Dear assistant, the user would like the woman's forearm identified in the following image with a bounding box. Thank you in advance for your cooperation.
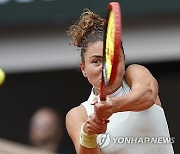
[112,85,155,112]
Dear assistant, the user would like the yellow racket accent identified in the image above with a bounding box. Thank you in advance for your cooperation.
[105,10,115,81]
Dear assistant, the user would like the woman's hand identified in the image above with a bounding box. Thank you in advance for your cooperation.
[93,96,115,120]
[83,113,108,135]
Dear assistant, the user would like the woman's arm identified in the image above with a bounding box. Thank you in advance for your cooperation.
[94,64,161,120]
[113,64,161,111]
[66,105,105,154]
[125,64,158,101]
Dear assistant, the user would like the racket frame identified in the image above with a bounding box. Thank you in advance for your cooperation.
[100,2,122,101]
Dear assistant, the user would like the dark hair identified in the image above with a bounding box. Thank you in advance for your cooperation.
[67,9,104,63]
[67,9,124,63]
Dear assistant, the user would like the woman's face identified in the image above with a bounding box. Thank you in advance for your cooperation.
[80,41,125,95]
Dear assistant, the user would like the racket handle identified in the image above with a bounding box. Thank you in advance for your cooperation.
[98,95,106,104]
[99,89,106,102]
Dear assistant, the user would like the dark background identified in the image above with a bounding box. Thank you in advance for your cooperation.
[1,0,180,27]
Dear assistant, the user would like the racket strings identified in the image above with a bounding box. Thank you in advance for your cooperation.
[105,10,115,82]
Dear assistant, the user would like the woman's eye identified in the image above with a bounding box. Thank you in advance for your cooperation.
[92,59,101,64]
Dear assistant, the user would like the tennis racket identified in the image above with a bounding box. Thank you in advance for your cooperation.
[100,2,122,101]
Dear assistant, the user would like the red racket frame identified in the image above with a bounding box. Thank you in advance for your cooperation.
[100,2,122,101]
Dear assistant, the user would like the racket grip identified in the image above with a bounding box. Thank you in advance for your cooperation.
[98,96,106,104]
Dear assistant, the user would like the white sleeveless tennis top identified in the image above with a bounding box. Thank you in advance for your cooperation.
[81,79,174,154]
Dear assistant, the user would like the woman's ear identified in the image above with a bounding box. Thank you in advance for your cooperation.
[80,62,87,77]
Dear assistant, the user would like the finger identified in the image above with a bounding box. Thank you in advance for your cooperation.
[89,115,107,128]
[94,115,107,124]
[90,114,105,124]
[94,114,110,124]
[94,103,106,111]
[86,120,107,134]
[95,102,112,110]
[91,101,98,105]
[95,112,107,120]
[105,119,110,123]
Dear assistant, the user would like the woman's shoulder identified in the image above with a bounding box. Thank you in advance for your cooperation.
[126,64,150,72]
[66,105,87,123]
[125,64,156,84]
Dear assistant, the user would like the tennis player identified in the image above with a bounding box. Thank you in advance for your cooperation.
[66,9,174,154]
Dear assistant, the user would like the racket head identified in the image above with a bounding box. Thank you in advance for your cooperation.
[100,2,122,100]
